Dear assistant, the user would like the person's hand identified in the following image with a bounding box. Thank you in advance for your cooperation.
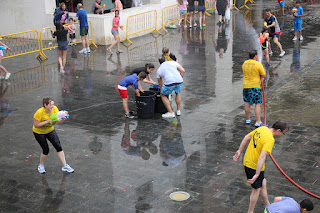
[152,81,158,86]
[140,89,145,93]
[64,11,68,14]
[47,119,53,124]
[248,174,259,184]
[233,150,241,161]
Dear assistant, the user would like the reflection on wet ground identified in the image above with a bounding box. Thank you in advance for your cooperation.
[0,1,320,212]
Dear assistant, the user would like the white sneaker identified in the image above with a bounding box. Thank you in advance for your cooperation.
[299,35,303,41]
[176,110,181,116]
[62,164,74,173]
[38,164,46,174]
[292,36,297,41]
[279,50,285,57]
[79,48,87,54]
[162,112,175,118]
[193,23,197,27]
[269,50,273,55]
[86,47,91,53]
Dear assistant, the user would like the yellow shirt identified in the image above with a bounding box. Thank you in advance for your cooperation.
[32,106,59,134]
[243,126,275,171]
[242,59,266,89]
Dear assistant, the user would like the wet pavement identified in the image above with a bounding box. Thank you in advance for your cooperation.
[1,1,320,212]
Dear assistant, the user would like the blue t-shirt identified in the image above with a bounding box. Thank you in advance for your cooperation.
[265,15,280,33]
[294,6,303,22]
[119,74,139,90]
[267,197,300,213]
[76,9,88,28]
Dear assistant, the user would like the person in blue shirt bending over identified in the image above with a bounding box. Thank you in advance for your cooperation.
[265,197,313,213]
[118,72,147,118]
[74,3,90,54]
[292,1,304,41]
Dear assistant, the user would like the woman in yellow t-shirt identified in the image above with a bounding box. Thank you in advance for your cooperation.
[33,97,73,174]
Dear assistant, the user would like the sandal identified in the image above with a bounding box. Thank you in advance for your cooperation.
[116,50,123,54]
[107,48,113,54]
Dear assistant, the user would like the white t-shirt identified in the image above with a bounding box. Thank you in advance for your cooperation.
[156,61,183,85]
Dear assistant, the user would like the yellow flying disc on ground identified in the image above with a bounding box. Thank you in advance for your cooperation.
[169,191,190,201]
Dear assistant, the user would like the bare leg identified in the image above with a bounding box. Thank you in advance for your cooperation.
[62,50,67,68]
[248,188,261,213]
[294,31,298,38]
[178,13,182,26]
[81,36,86,49]
[115,34,121,52]
[189,13,193,27]
[259,179,270,207]
[122,98,130,114]
[273,37,283,52]
[199,11,203,27]
[254,103,262,124]
[161,94,173,113]
[203,12,206,26]
[108,35,118,51]
[57,151,67,165]
[245,102,251,120]
[58,50,63,68]
[175,93,181,111]
[85,35,90,48]
[40,153,47,165]
[184,13,187,27]
[0,65,9,77]
[264,49,269,63]
[218,15,222,22]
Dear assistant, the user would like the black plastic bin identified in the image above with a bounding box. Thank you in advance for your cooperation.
[135,91,156,118]
[149,88,168,114]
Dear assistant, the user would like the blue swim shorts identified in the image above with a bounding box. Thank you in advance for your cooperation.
[279,1,285,8]
[198,5,206,12]
[243,88,262,105]
[294,20,302,31]
[180,10,187,14]
[161,83,183,95]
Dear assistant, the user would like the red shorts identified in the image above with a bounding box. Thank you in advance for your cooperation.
[118,89,128,99]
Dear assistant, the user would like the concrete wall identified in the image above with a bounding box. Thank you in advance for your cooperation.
[1,0,176,45]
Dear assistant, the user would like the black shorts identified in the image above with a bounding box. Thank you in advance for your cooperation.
[188,5,195,11]
[269,33,280,38]
[245,166,265,189]
[69,33,76,39]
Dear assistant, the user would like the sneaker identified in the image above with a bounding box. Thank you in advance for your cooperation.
[189,25,192,28]
[292,36,297,41]
[254,122,268,128]
[269,50,273,55]
[5,73,11,80]
[193,23,197,27]
[38,164,46,174]
[125,114,134,118]
[279,50,285,57]
[299,35,303,41]
[62,164,74,173]
[79,48,87,54]
[246,119,251,124]
[86,47,91,53]
[162,112,175,118]
[176,110,181,116]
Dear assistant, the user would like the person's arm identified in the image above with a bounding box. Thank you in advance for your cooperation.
[177,65,185,78]
[50,30,55,38]
[233,133,251,161]
[267,21,276,28]
[112,20,120,28]
[157,78,163,90]
[137,81,144,92]
[248,150,268,184]
[33,118,53,128]
[135,89,140,96]
[143,74,157,85]
[0,41,9,49]
[273,197,283,203]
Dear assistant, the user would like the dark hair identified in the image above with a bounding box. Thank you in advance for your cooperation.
[158,57,166,64]
[271,120,289,132]
[145,63,155,70]
[261,26,268,33]
[59,2,66,10]
[115,10,119,15]
[55,21,63,31]
[138,72,147,79]
[69,18,74,21]
[296,0,301,3]
[77,3,83,9]
[249,50,257,59]
[265,8,271,12]
[162,47,169,54]
[43,97,53,107]
[300,199,313,211]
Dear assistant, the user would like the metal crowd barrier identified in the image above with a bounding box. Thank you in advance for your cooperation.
[121,10,161,45]
[159,4,181,33]
[0,30,41,60]
[37,21,97,60]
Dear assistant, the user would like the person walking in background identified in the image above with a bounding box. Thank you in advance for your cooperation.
[187,0,197,28]
[242,50,266,127]
[292,1,304,41]
[51,21,72,73]
[265,9,285,57]
[198,0,208,29]
[177,0,188,28]
[233,120,289,213]
[107,10,123,54]
[0,40,11,80]
[75,3,90,54]
[33,98,74,174]
[215,0,229,25]
[277,0,285,16]
[54,2,69,25]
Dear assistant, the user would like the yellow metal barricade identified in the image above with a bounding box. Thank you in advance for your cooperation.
[38,21,97,60]
[159,4,181,33]
[121,10,161,45]
[206,0,215,13]
[0,30,41,60]
[126,40,158,67]
[239,0,254,10]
